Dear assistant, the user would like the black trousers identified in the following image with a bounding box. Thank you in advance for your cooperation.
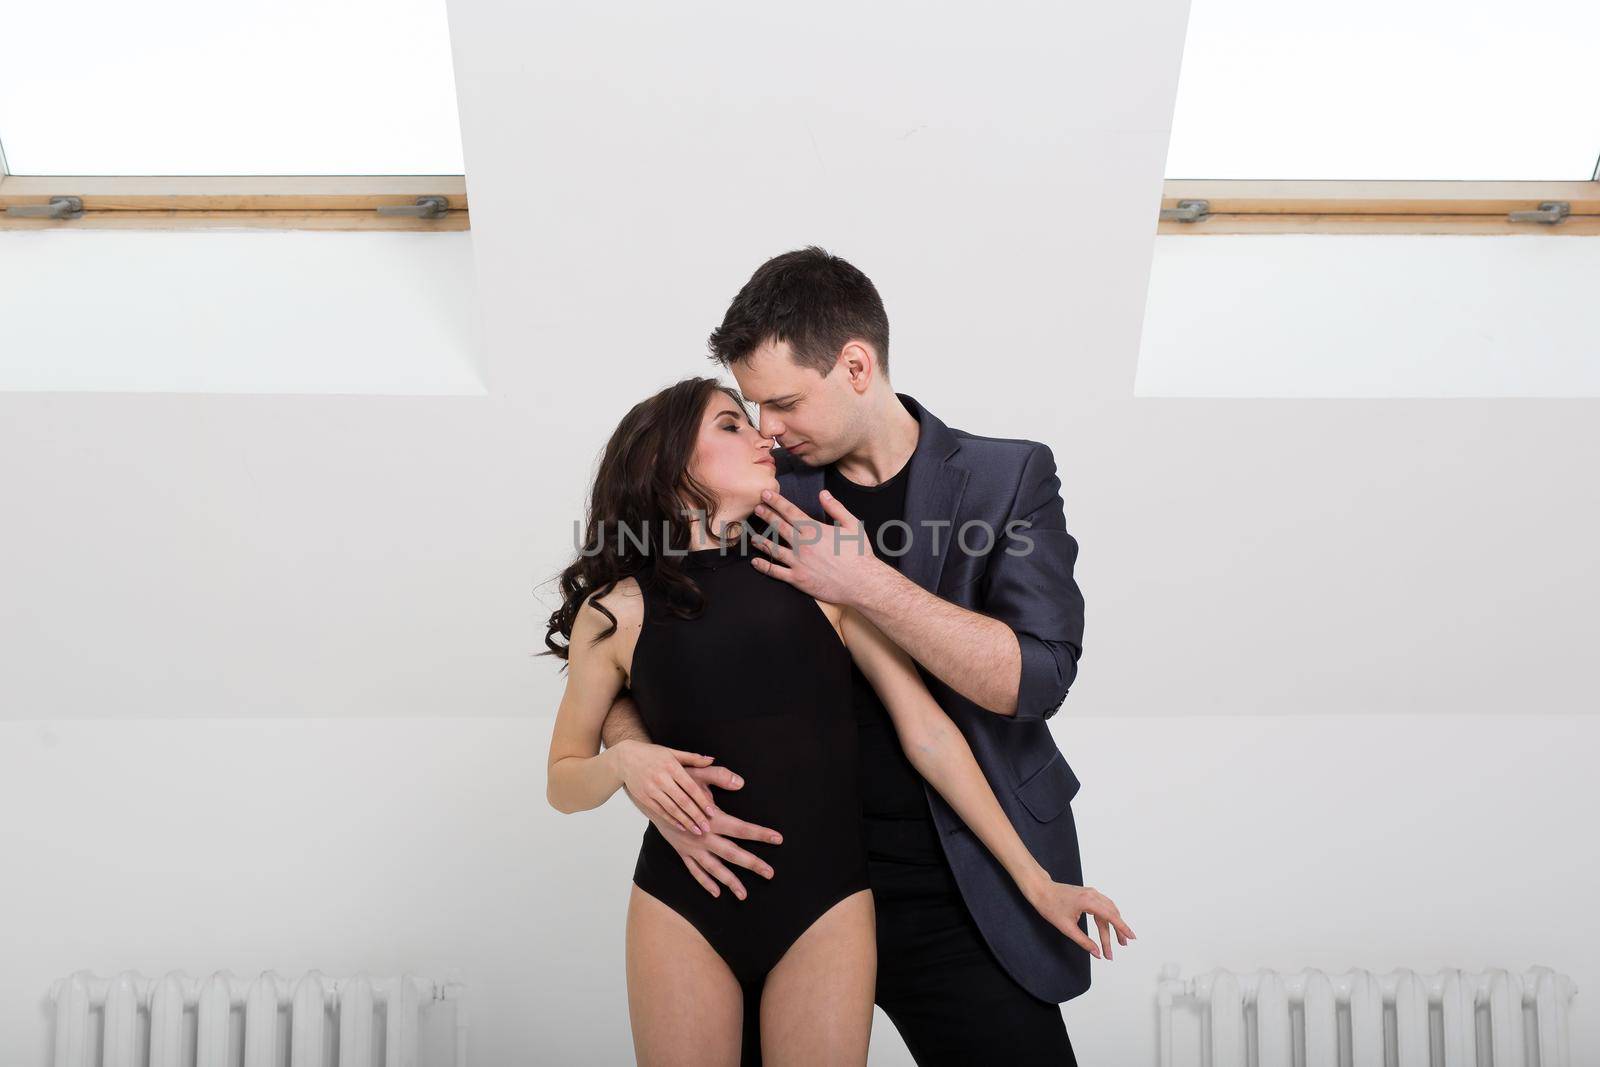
[740,834,1076,1066]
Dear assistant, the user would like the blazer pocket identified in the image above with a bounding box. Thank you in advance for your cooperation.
[936,565,985,598]
[1014,751,1081,823]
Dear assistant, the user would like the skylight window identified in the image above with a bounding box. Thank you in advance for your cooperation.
[0,0,463,176]
[1166,0,1599,181]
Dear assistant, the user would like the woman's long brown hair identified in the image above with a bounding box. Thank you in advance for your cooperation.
[542,376,752,665]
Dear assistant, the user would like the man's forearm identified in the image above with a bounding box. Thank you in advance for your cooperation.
[851,564,1021,717]
[600,692,654,749]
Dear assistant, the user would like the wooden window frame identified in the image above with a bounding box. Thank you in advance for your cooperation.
[0,174,468,231]
[1158,180,1600,235]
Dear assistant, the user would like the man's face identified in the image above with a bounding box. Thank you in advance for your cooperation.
[728,338,861,467]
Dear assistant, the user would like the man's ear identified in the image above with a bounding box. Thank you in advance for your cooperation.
[840,340,877,392]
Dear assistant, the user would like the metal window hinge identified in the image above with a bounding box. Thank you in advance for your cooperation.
[1507,201,1570,225]
[376,195,450,219]
[6,196,85,220]
[1159,199,1210,223]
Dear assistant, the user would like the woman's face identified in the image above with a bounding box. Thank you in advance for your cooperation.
[687,392,779,525]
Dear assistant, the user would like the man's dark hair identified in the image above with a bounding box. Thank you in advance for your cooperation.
[707,246,890,379]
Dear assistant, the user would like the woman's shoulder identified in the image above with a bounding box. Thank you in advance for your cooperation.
[582,574,644,629]
[567,575,644,679]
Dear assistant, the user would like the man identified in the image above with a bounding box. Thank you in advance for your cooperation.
[600,246,1103,1065]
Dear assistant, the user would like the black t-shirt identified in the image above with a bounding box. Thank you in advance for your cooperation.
[823,456,944,865]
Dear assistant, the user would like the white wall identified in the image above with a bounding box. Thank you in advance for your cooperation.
[2,715,1593,1063]
[1138,234,1600,397]
[2,0,1597,1061]
[0,231,484,394]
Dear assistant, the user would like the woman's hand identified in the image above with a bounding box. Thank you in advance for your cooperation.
[1025,878,1137,960]
[606,739,718,835]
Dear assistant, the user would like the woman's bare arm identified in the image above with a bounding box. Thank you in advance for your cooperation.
[546,593,635,813]
[548,585,725,834]
[838,604,1135,958]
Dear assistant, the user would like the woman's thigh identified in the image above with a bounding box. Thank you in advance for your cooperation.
[626,885,744,1067]
[759,888,876,1067]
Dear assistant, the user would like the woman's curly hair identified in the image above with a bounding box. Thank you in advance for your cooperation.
[542,376,752,665]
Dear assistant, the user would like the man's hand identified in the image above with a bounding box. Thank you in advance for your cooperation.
[749,488,891,607]
[623,764,785,900]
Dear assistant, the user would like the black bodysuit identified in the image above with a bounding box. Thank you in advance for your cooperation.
[628,539,870,994]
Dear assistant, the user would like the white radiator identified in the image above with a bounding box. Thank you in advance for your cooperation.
[1158,964,1577,1067]
[46,970,466,1067]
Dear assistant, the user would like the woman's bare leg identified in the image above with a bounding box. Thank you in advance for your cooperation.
[759,888,876,1066]
[626,885,744,1067]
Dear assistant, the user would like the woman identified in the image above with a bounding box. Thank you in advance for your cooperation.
[545,377,1132,1066]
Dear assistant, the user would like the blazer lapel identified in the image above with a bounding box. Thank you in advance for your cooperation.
[895,393,968,593]
[778,461,827,521]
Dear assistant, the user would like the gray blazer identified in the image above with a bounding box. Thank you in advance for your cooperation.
[772,391,1090,1004]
